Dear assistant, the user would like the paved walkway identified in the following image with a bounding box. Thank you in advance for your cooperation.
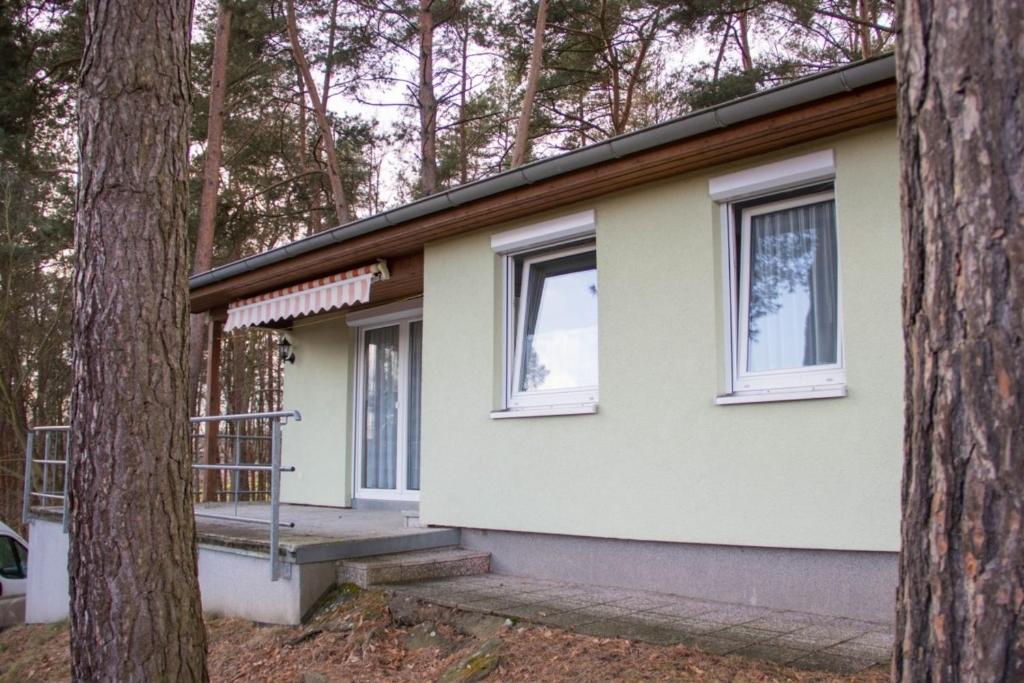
[383,574,893,674]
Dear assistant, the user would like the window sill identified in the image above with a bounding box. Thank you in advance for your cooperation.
[490,404,598,419]
[714,386,847,405]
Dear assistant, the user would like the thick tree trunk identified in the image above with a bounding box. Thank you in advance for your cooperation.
[511,0,548,169]
[418,0,438,195]
[285,0,351,227]
[70,1,208,681]
[188,1,232,410]
[895,0,1023,680]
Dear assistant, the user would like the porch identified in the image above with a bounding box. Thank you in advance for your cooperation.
[194,502,458,564]
[24,503,465,626]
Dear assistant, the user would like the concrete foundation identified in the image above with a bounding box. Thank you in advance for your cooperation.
[460,528,898,623]
[23,507,454,626]
[23,518,336,626]
[25,518,71,624]
[198,546,335,624]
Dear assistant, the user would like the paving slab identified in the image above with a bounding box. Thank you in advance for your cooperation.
[730,642,810,665]
[381,574,894,674]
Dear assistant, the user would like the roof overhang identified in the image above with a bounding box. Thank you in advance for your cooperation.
[190,54,896,314]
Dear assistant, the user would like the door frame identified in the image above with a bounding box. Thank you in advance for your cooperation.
[348,301,423,502]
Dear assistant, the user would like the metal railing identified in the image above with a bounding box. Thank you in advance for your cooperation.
[191,410,301,581]
[21,426,72,532]
[22,409,301,582]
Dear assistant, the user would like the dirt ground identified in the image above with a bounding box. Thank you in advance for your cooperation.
[0,586,889,682]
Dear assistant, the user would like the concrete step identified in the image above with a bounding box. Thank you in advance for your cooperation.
[338,547,491,588]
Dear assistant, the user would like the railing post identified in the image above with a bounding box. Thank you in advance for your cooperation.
[232,427,241,512]
[21,430,34,525]
[202,318,223,502]
[62,432,71,532]
[42,431,50,503]
[269,416,283,581]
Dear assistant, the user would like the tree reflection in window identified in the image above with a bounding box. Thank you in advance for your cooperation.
[745,199,838,372]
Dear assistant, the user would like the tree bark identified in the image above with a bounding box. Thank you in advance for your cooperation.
[70,1,208,681]
[418,0,438,195]
[895,0,1023,680]
[736,10,753,71]
[511,0,548,169]
[856,0,872,57]
[285,0,351,227]
[188,0,232,411]
[296,66,324,235]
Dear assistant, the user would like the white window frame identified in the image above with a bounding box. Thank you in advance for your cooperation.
[710,150,846,404]
[349,307,423,502]
[491,210,598,416]
[508,242,599,409]
[734,191,845,393]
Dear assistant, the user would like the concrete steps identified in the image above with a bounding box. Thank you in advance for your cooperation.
[338,547,490,588]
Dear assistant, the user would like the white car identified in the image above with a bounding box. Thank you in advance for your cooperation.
[0,521,28,627]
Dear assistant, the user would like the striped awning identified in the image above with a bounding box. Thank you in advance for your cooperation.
[223,261,389,332]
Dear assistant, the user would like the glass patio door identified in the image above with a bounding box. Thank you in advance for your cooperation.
[357,318,422,500]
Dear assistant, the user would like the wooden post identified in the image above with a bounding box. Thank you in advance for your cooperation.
[203,316,223,501]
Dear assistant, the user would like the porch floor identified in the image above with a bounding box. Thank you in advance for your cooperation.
[194,503,458,564]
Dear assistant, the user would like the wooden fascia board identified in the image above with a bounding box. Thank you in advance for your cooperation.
[191,80,895,313]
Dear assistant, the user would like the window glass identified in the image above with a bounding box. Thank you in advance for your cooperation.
[362,325,399,489]
[0,537,24,579]
[744,198,838,373]
[14,539,27,577]
[406,321,422,491]
[517,249,598,393]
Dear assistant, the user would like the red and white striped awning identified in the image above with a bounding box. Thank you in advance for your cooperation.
[224,261,389,332]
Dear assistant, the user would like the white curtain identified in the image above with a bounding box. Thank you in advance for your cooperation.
[746,199,838,372]
[362,325,399,489]
[406,321,422,491]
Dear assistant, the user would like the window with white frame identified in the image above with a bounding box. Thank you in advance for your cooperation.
[491,210,599,413]
[711,151,846,399]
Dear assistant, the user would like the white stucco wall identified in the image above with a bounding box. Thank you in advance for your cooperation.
[280,314,354,507]
[418,123,903,552]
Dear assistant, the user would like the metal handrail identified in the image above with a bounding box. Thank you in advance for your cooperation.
[22,426,73,532]
[23,409,301,582]
[193,464,295,472]
[190,410,301,424]
[189,410,300,581]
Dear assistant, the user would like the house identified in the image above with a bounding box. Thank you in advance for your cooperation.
[25,54,901,626]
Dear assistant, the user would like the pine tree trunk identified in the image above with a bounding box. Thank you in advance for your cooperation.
[895,0,1023,679]
[737,10,753,71]
[511,0,548,169]
[69,1,207,681]
[418,0,438,195]
[285,0,350,227]
[458,25,469,184]
[188,0,233,410]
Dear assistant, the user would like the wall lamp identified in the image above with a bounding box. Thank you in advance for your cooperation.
[278,335,295,364]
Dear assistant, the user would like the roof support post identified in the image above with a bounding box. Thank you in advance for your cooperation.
[202,316,224,502]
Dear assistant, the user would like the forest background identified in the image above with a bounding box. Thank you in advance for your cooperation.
[0,0,894,523]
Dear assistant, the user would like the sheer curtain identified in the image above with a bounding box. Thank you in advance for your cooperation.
[746,199,838,372]
[406,321,422,491]
[362,325,399,489]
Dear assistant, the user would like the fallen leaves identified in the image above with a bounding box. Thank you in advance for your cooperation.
[0,589,890,683]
